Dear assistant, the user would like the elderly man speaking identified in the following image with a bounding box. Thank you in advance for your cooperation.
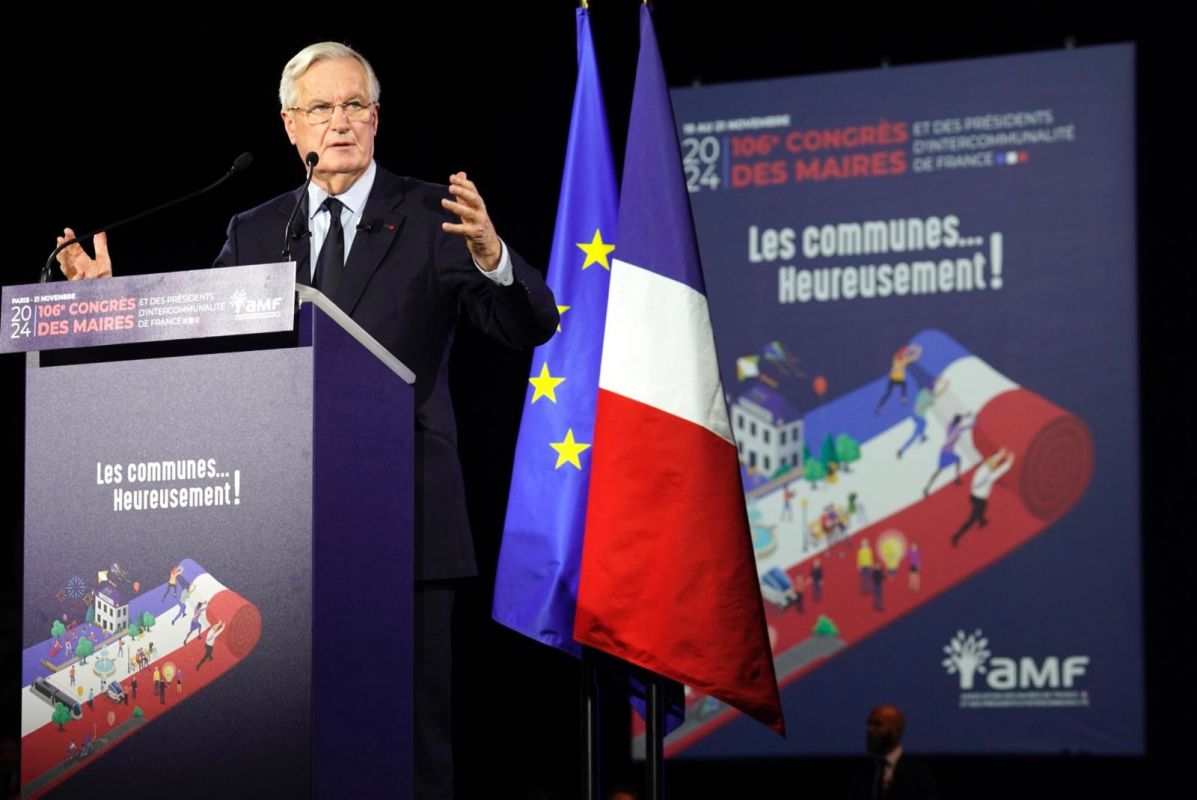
[57,41,559,798]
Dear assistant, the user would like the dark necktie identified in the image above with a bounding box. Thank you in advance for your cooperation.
[873,757,887,799]
[314,197,345,300]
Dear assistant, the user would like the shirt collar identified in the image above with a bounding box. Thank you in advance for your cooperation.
[308,159,377,220]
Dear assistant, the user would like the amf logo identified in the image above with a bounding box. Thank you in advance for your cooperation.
[229,290,284,318]
[942,629,1089,691]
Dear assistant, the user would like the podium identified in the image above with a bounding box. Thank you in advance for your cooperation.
[13,273,415,799]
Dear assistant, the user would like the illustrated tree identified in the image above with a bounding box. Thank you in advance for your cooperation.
[85,605,95,625]
[75,638,94,664]
[128,623,140,638]
[139,612,156,631]
[52,702,72,731]
[51,620,65,641]
[812,615,839,637]
[132,706,144,719]
[835,434,862,472]
[803,457,826,489]
[819,433,838,468]
[942,629,992,690]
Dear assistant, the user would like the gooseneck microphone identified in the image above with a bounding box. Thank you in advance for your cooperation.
[283,151,320,262]
[41,152,254,283]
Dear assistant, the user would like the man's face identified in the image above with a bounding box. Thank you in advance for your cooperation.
[282,58,378,185]
[866,707,903,755]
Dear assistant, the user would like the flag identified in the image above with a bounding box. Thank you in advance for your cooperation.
[492,6,618,657]
[573,3,785,734]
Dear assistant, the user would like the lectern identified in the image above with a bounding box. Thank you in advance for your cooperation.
[9,268,415,799]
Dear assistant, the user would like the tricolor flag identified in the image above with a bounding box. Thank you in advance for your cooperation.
[492,6,617,657]
[573,4,785,734]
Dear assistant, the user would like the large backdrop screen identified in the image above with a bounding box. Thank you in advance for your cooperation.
[658,44,1140,758]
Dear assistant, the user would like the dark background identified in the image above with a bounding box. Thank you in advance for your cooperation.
[2,4,1187,798]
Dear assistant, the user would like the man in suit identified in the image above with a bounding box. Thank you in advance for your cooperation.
[58,41,558,799]
[854,705,940,800]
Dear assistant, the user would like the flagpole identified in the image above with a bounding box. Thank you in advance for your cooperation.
[647,674,666,800]
[581,648,600,800]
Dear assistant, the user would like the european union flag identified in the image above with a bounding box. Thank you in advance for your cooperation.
[492,6,617,657]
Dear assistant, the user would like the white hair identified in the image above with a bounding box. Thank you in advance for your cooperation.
[279,42,381,109]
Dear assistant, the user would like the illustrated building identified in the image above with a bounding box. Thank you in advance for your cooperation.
[94,585,129,635]
[732,381,803,476]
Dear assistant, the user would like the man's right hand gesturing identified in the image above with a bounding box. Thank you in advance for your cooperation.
[56,227,112,280]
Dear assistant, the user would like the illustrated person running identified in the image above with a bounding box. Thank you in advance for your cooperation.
[897,376,949,459]
[161,564,184,601]
[875,343,923,414]
[196,620,227,670]
[171,585,192,625]
[951,448,1017,547]
[182,601,207,645]
[924,413,974,496]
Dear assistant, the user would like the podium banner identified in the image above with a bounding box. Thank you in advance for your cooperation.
[2,262,295,353]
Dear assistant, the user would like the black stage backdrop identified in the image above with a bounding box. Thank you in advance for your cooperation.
[2,5,1188,798]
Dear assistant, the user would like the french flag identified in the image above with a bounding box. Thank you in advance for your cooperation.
[573,4,784,735]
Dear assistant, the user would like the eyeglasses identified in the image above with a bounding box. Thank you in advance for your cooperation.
[288,100,376,125]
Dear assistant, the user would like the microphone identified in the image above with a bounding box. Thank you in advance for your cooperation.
[42,152,254,283]
[230,152,254,174]
[356,219,381,233]
[283,151,320,261]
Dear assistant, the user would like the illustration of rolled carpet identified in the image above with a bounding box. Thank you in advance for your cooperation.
[20,558,260,798]
[203,581,262,660]
[636,329,1093,756]
[971,389,1093,523]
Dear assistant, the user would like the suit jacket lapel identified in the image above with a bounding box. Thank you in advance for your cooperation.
[334,169,407,314]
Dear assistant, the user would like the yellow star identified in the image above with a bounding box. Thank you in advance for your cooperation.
[550,428,591,470]
[556,304,570,333]
[528,362,566,404]
[577,229,615,270]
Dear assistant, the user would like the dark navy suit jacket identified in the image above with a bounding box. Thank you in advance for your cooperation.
[214,166,558,580]
[850,753,941,800]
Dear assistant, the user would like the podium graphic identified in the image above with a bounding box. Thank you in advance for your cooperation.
[636,329,1095,754]
[11,269,416,798]
[21,559,261,795]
